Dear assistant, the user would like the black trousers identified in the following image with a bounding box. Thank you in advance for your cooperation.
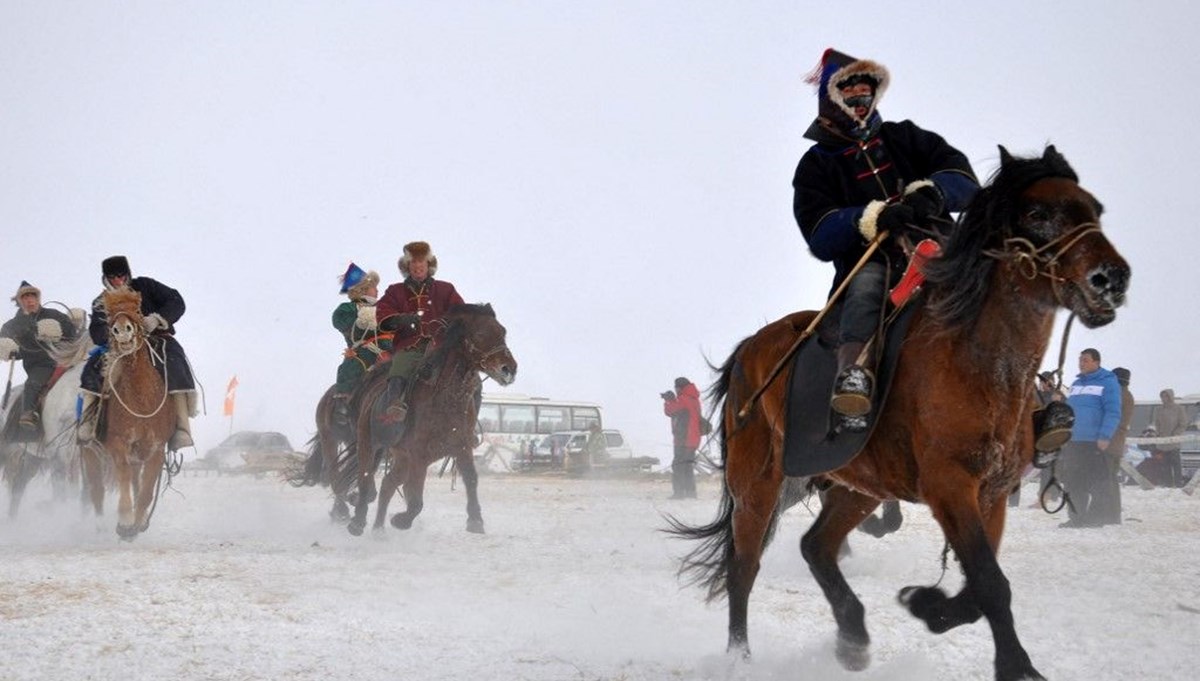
[672,445,696,498]
[21,363,54,413]
[1059,441,1106,523]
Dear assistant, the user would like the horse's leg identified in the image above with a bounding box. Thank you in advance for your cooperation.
[7,448,39,519]
[80,444,105,518]
[911,475,1043,681]
[857,499,903,538]
[346,410,378,536]
[372,447,408,531]
[134,446,166,533]
[391,457,427,530]
[456,448,485,534]
[111,445,137,539]
[800,484,881,671]
[721,433,784,658]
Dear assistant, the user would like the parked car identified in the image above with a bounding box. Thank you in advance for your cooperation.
[515,429,657,472]
[196,431,303,475]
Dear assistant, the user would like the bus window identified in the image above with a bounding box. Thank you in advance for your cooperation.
[478,403,500,432]
[501,404,536,434]
[536,406,570,434]
[571,406,601,431]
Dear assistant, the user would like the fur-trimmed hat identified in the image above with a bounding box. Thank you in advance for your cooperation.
[11,280,40,302]
[338,262,380,299]
[398,241,438,278]
[1113,367,1131,385]
[101,255,132,280]
[803,47,890,138]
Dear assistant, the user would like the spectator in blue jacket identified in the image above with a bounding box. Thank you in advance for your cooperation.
[1060,348,1122,527]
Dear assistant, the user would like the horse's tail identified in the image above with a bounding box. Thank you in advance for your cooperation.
[665,336,792,602]
[288,435,325,488]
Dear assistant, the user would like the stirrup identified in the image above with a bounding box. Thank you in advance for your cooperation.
[837,413,869,434]
[18,411,39,428]
[831,366,874,417]
[1032,401,1075,453]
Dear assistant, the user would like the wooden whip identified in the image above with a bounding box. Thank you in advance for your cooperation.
[736,230,889,421]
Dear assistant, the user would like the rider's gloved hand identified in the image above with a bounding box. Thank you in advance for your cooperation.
[36,318,63,342]
[902,180,945,224]
[354,305,377,330]
[142,313,168,333]
[876,203,917,239]
[0,337,17,359]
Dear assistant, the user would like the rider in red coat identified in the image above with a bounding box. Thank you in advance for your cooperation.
[376,241,464,421]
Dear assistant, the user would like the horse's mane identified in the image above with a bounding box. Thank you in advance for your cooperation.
[922,147,1078,330]
[102,288,143,320]
[419,303,497,372]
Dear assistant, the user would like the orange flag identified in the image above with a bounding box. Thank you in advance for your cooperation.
[223,375,238,416]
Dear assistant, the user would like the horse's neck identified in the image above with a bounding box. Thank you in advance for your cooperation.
[960,271,1059,384]
[424,348,477,403]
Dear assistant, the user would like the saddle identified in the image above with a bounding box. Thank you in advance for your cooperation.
[781,294,922,478]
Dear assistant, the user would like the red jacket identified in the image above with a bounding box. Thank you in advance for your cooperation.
[376,277,465,351]
[664,382,702,449]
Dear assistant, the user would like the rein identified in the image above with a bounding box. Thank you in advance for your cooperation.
[106,313,171,419]
[982,222,1102,308]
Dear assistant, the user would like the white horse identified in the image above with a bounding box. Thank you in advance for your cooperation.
[1,330,93,518]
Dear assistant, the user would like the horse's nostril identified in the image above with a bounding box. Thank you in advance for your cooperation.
[1089,271,1110,291]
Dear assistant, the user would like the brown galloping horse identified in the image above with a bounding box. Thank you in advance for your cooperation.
[670,147,1129,681]
[82,288,177,540]
[343,303,517,536]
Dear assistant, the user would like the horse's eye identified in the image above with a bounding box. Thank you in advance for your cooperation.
[1026,208,1050,222]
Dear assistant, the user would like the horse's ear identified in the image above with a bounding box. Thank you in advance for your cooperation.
[484,303,493,314]
[1042,144,1062,164]
[998,145,1015,167]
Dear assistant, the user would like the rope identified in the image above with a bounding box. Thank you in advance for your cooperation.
[107,334,170,419]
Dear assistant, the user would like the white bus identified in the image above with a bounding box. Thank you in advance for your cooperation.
[474,393,603,471]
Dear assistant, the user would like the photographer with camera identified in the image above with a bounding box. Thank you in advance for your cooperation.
[662,376,702,499]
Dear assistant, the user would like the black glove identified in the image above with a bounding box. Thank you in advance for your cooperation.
[660,390,675,401]
[876,203,916,238]
[902,182,945,223]
[380,313,420,333]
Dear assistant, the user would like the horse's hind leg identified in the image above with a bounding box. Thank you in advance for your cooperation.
[134,448,166,533]
[456,449,484,534]
[800,484,881,672]
[722,452,784,657]
[391,458,427,530]
[6,448,39,519]
[916,478,1043,681]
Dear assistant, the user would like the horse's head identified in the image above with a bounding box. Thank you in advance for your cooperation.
[447,303,518,386]
[102,288,145,351]
[997,145,1130,327]
[925,145,1130,330]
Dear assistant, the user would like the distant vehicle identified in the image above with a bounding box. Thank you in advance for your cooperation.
[521,429,658,472]
[474,393,603,471]
[196,431,303,475]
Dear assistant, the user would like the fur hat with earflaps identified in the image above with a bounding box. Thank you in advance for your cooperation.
[11,280,40,302]
[338,262,380,300]
[398,241,438,278]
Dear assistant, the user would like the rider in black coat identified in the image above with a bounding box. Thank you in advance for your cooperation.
[78,256,197,451]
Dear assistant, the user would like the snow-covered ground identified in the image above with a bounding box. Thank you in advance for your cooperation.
[0,468,1196,681]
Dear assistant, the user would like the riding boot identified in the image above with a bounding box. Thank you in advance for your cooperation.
[1032,400,1074,458]
[384,376,409,423]
[18,410,39,430]
[168,393,194,451]
[78,393,100,443]
[831,341,873,419]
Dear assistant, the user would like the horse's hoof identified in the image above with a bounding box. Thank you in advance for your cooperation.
[835,634,871,672]
[329,504,351,523]
[466,518,485,534]
[391,513,413,530]
[116,524,139,541]
[347,519,365,536]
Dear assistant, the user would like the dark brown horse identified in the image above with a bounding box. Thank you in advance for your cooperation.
[342,303,517,536]
[290,385,358,522]
[83,289,177,539]
[670,147,1129,681]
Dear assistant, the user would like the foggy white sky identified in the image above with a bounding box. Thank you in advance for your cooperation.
[2,2,1197,457]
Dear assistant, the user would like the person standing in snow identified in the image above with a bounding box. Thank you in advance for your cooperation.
[662,376,702,499]
[1060,348,1122,527]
